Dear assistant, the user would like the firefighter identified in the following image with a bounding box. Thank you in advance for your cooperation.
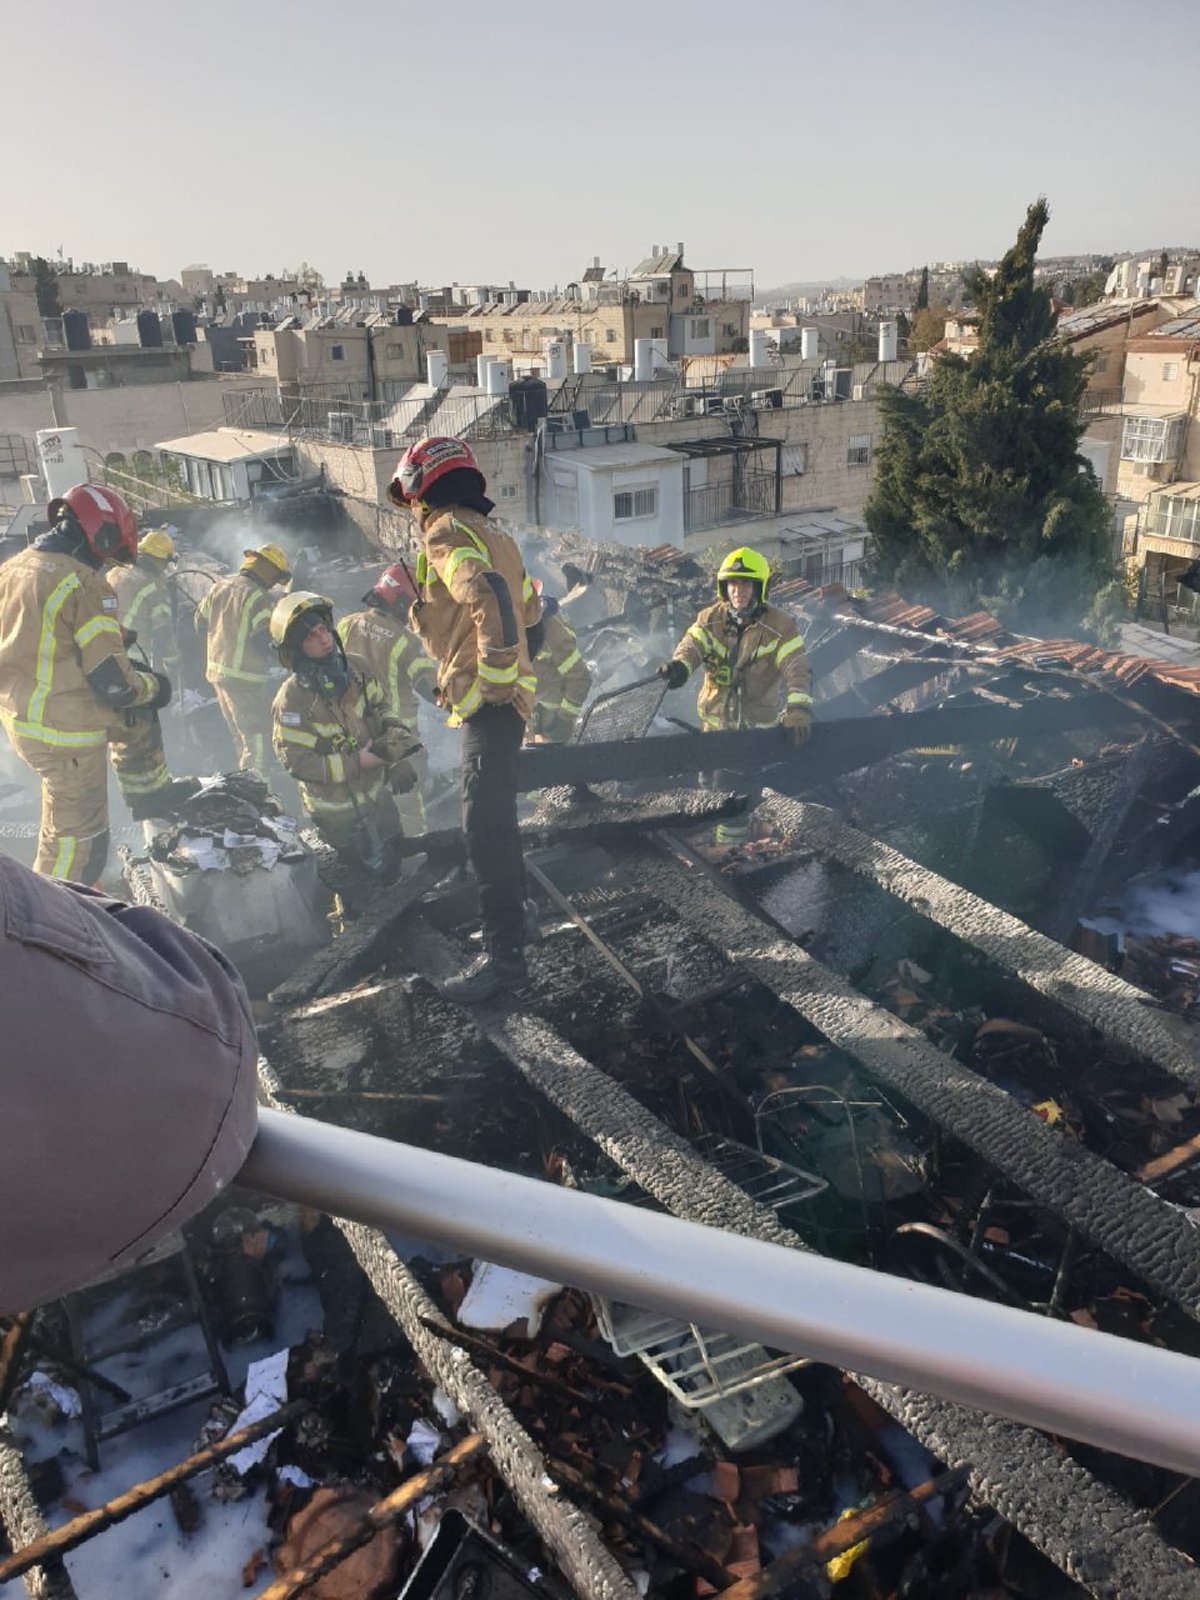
[528,580,591,743]
[387,436,541,1002]
[0,484,180,881]
[337,562,437,834]
[270,592,420,872]
[109,526,180,676]
[196,542,291,772]
[659,547,812,846]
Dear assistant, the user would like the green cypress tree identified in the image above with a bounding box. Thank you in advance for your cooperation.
[32,257,62,320]
[864,200,1118,638]
[915,266,929,312]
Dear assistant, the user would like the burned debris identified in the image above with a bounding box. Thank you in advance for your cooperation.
[8,526,1200,1600]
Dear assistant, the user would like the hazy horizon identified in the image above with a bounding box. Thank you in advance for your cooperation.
[5,0,1197,293]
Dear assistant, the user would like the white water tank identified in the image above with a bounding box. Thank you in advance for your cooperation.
[485,359,511,396]
[36,428,87,502]
[112,319,140,347]
[801,327,819,360]
[426,349,449,388]
[476,353,494,388]
[573,340,592,375]
[748,328,770,367]
[878,321,898,363]
[544,340,568,381]
[634,338,668,382]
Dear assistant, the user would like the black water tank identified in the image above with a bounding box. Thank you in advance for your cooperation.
[137,309,163,348]
[509,377,548,432]
[171,309,197,345]
[63,310,91,351]
[394,306,413,326]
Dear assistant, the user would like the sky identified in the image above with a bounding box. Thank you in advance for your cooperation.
[5,0,1198,295]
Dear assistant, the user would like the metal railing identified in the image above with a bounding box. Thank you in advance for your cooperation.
[684,469,778,533]
[242,1110,1200,1477]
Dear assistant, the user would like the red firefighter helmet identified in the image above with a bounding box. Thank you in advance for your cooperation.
[367,562,418,608]
[387,437,484,507]
[47,484,138,565]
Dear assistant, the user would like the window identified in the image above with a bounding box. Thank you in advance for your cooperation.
[782,443,808,476]
[1122,414,1185,463]
[15,325,36,341]
[613,485,659,521]
[385,342,405,358]
[689,317,710,339]
[723,323,738,338]
[330,344,345,361]
[650,325,664,339]
[1093,354,1108,374]
[847,433,871,467]
[1163,361,1180,382]
[499,484,518,500]
[605,328,617,343]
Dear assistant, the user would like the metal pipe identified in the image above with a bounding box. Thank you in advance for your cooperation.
[241,1109,1200,1477]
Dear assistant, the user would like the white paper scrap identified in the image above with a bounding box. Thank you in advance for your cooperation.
[226,1348,289,1474]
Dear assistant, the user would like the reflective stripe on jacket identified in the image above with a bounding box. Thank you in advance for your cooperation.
[109,568,177,668]
[672,600,812,730]
[197,572,273,684]
[533,602,591,724]
[409,507,540,723]
[0,550,153,747]
[337,608,433,727]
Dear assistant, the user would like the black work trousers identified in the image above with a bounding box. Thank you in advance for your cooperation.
[460,702,526,957]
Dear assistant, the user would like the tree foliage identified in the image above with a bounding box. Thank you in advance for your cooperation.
[915,266,929,312]
[32,257,62,320]
[909,307,949,352]
[864,199,1118,638]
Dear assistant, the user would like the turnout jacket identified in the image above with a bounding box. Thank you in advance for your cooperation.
[0,545,158,748]
[531,599,591,738]
[672,600,812,731]
[197,572,275,686]
[410,506,541,723]
[272,670,417,829]
[109,565,178,672]
[337,607,434,727]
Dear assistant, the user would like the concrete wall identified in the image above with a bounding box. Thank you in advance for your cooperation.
[0,288,43,380]
[0,376,264,481]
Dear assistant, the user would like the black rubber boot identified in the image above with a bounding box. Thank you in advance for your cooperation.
[441,946,528,1005]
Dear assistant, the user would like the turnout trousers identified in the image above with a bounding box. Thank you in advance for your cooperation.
[4,712,168,881]
[460,702,526,957]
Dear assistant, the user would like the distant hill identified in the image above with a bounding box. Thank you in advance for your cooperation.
[756,276,862,303]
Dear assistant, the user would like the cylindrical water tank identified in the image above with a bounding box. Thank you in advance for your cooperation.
[878,321,898,363]
[634,338,662,382]
[36,428,87,502]
[801,327,819,361]
[172,309,197,345]
[573,341,592,375]
[63,310,91,351]
[748,328,770,367]
[508,377,548,431]
[112,319,140,347]
[485,359,511,396]
[137,309,163,348]
[476,353,494,388]
[544,341,568,381]
[426,349,449,387]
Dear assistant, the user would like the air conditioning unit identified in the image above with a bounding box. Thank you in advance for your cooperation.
[328,411,356,442]
[371,426,395,449]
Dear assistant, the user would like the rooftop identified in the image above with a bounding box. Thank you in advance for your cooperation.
[154,427,295,462]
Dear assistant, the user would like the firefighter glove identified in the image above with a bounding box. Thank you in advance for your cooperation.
[139,668,173,711]
[389,758,419,796]
[781,709,812,747]
[659,659,689,690]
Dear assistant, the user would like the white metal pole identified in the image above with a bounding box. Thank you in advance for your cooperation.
[242,1109,1200,1476]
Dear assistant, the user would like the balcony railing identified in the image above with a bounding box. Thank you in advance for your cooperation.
[684,470,778,533]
